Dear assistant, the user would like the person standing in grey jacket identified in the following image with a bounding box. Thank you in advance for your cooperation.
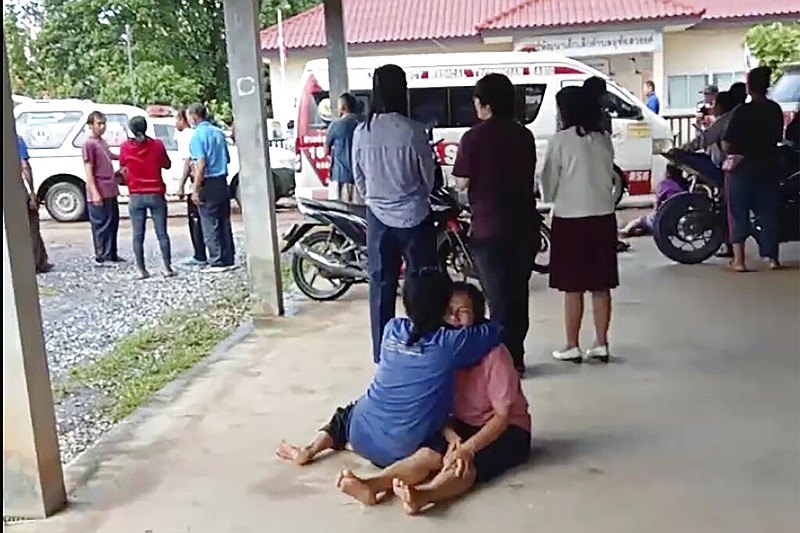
[352,64,438,363]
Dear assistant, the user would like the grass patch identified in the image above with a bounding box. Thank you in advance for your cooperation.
[57,289,249,422]
[38,285,60,297]
[280,257,293,292]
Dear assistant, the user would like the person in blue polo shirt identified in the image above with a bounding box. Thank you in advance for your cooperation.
[187,103,235,272]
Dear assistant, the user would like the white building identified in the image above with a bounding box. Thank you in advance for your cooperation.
[261,0,799,124]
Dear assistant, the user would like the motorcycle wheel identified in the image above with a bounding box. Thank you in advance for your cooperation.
[438,239,475,282]
[652,192,725,264]
[291,231,354,301]
[532,223,551,274]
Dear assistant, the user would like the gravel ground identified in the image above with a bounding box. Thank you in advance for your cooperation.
[36,214,293,464]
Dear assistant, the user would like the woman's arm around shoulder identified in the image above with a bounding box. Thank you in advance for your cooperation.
[437,322,504,369]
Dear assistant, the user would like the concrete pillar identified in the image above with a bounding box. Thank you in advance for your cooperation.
[652,31,666,106]
[2,32,66,518]
[323,0,349,102]
[223,0,284,317]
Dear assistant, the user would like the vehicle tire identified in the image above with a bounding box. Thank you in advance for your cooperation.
[612,167,626,207]
[291,231,353,301]
[652,192,725,264]
[44,180,86,222]
[532,223,551,274]
[228,174,243,211]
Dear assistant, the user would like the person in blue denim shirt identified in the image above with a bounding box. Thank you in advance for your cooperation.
[352,65,439,363]
[188,103,235,272]
[276,270,503,505]
[326,93,361,203]
[644,80,660,115]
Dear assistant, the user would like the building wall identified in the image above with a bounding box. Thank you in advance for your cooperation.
[662,27,748,113]
[266,25,754,124]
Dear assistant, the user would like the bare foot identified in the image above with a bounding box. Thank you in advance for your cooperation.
[163,268,176,278]
[336,469,378,505]
[726,261,748,273]
[392,478,425,515]
[275,440,313,466]
[767,259,781,271]
[136,270,151,280]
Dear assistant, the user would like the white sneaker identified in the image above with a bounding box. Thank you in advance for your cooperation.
[203,265,229,273]
[552,346,583,363]
[585,345,611,363]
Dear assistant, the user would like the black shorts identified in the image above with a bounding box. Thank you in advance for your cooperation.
[451,418,531,483]
[320,403,355,450]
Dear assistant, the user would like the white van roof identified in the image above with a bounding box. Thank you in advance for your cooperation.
[304,51,606,79]
[14,99,147,118]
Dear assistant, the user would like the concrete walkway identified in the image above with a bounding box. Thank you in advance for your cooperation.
[10,241,800,533]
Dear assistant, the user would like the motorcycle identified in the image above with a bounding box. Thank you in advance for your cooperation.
[282,141,551,301]
[652,145,800,265]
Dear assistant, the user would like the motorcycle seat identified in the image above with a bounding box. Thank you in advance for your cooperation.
[301,198,367,219]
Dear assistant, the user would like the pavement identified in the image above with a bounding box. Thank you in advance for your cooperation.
[9,239,800,533]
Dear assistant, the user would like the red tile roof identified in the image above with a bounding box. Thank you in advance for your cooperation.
[261,0,522,51]
[479,0,701,31]
[691,0,799,20]
[260,0,794,51]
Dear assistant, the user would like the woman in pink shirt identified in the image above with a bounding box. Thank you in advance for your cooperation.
[394,282,532,515]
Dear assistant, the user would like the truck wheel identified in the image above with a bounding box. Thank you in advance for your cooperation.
[45,181,86,222]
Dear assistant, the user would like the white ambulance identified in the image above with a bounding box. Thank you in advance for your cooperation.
[293,51,673,201]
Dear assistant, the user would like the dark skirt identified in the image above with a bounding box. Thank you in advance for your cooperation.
[549,214,619,293]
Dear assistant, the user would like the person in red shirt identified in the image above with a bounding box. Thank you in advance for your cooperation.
[119,116,173,279]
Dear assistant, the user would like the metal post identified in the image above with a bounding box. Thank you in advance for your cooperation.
[222,0,284,318]
[2,30,66,519]
[323,0,349,101]
[124,24,136,107]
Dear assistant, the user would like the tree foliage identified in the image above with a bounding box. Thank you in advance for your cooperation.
[746,22,800,80]
[5,0,322,113]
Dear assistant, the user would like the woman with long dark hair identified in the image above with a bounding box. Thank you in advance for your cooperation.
[275,270,503,507]
[352,64,439,363]
[542,86,618,363]
[451,73,538,376]
[119,116,173,279]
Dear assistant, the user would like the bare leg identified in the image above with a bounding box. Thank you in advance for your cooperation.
[591,290,611,347]
[393,465,477,515]
[729,243,747,272]
[336,448,442,506]
[276,432,334,466]
[564,292,584,348]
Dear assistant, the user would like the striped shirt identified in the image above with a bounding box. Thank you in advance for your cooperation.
[352,113,435,228]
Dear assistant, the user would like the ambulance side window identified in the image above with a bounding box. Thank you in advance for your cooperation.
[605,91,642,120]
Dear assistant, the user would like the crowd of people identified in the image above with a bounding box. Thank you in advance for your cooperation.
[275,64,625,514]
[16,102,239,280]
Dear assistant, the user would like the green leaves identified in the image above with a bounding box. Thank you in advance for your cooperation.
[6,0,321,114]
[746,22,800,81]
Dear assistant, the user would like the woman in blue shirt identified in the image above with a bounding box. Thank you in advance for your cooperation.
[276,270,502,504]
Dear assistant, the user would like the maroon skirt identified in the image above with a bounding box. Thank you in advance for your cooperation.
[549,214,619,293]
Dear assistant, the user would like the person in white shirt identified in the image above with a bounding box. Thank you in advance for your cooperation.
[541,85,618,364]
[175,107,206,265]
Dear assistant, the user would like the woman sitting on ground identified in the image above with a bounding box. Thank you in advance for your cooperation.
[394,281,531,515]
[276,282,530,514]
[619,165,686,238]
[276,271,503,503]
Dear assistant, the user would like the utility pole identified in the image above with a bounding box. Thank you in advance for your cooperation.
[323,0,349,102]
[123,24,136,107]
[222,0,284,318]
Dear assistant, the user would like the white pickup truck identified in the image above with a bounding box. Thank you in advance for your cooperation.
[14,99,295,222]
